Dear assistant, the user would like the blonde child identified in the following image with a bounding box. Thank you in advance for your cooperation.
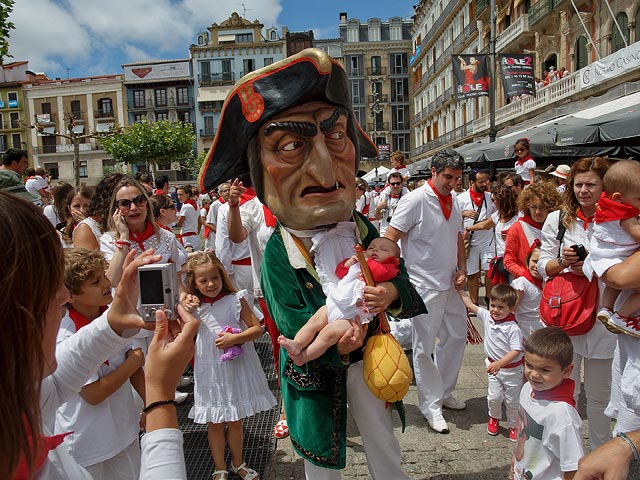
[183,251,276,480]
[278,237,401,366]
[55,248,145,479]
[511,244,545,338]
[458,284,524,442]
[585,160,640,338]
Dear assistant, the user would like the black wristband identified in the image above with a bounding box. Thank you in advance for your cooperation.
[143,399,177,414]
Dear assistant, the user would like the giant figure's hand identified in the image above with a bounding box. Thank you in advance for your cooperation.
[363,282,398,314]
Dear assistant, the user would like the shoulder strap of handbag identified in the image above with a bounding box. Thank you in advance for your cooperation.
[468,195,486,241]
[556,211,566,258]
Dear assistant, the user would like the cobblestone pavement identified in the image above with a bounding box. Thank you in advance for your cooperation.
[265,321,640,480]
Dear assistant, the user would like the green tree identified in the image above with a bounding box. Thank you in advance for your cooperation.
[0,0,15,65]
[100,119,196,176]
[184,150,207,179]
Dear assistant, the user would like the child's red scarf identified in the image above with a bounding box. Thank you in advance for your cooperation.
[595,193,639,223]
[516,154,533,166]
[531,378,577,410]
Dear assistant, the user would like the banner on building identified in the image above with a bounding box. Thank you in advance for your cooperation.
[499,54,536,100]
[580,40,640,89]
[452,55,490,100]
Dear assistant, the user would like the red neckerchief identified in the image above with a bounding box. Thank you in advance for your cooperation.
[576,208,594,231]
[531,378,577,410]
[237,187,277,227]
[184,199,197,209]
[428,180,452,220]
[390,192,402,199]
[239,187,256,205]
[14,419,72,480]
[200,292,226,304]
[218,197,226,204]
[493,313,517,324]
[158,223,172,232]
[519,214,544,230]
[68,306,109,365]
[515,154,533,166]
[469,187,485,208]
[595,192,640,224]
[521,239,543,289]
[129,221,155,251]
[153,189,164,195]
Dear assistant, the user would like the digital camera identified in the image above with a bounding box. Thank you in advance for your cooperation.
[138,263,179,322]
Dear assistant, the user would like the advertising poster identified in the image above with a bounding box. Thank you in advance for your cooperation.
[452,54,490,100]
[499,54,536,99]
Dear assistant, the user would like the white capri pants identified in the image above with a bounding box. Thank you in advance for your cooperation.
[485,360,524,428]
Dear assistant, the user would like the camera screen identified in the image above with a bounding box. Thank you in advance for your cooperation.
[140,269,165,305]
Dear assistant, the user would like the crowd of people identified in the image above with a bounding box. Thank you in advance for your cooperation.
[2,47,639,480]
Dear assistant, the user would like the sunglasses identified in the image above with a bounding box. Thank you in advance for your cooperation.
[389,182,402,186]
[515,148,527,153]
[116,194,148,209]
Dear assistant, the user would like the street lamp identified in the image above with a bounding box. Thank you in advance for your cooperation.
[369,78,383,180]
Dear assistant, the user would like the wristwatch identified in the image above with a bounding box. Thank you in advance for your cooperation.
[455,266,467,273]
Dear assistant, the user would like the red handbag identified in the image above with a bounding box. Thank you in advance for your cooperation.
[540,272,598,336]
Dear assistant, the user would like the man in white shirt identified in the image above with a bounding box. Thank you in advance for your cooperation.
[375,172,407,235]
[204,182,230,251]
[385,149,468,434]
[458,169,496,305]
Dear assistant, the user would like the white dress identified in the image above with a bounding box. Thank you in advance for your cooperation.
[192,290,276,424]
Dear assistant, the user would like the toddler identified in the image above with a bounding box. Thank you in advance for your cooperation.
[278,237,400,366]
[458,284,524,441]
[511,244,544,338]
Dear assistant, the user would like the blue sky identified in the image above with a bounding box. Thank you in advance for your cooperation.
[8,0,415,80]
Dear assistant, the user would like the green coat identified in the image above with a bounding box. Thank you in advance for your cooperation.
[260,212,426,469]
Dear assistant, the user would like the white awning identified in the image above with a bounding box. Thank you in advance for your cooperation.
[197,88,230,103]
[96,122,114,132]
[571,91,640,120]
[72,125,84,134]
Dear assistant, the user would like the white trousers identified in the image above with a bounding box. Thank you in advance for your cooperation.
[486,361,524,428]
[84,439,141,480]
[607,335,640,435]
[230,263,253,296]
[412,287,467,420]
[303,361,409,480]
[570,353,613,449]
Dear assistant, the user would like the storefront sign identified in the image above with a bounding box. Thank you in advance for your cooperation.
[580,40,640,89]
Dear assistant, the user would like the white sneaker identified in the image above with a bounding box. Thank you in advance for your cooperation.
[177,376,192,388]
[443,396,467,410]
[427,414,450,434]
[608,313,640,339]
[175,391,189,404]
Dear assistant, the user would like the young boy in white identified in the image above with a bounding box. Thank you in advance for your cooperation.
[458,284,524,441]
[176,185,202,251]
[583,160,640,338]
[511,244,545,338]
[512,327,583,480]
[55,248,145,480]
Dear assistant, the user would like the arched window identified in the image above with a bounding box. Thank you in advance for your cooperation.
[575,36,588,70]
[270,30,277,40]
[197,34,206,46]
[611,12,629,53]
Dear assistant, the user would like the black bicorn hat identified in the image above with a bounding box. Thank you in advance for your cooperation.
[198,48,378,193]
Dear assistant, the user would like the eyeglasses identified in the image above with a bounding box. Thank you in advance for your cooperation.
[389,182,402,186]
[116,194,148,209]
[515,148,527,153]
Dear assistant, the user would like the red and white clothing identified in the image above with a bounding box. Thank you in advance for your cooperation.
[504,217,543,279]
[204,198,224,251]
[55,308,140,477]
[389,183,467,420]
[215,203,252,294]
[584,194,639,280]
[100,227,184,270]
[376,187,408,235]
[37,311,186,480]
[538,209,616,449]
[513,381,583,480]
[514,156,536,184]
[511,276,544,339]
[387,166,410,181]
[477,308,524,428]
[25,174,50,198]
[491,212,519,257]
[355,190,377,221]
[458,189,497,274]
[177,202,201,251]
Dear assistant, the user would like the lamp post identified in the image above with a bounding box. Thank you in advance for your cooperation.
[370,78,383,180]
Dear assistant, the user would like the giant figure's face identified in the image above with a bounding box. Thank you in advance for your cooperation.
[258,102,356,230]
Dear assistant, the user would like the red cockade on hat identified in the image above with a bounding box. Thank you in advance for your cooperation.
[239,83,265,123]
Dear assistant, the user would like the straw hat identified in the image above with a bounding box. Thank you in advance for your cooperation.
[550,164,570,179]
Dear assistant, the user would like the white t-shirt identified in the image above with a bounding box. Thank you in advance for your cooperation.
[477,307,523,363]
[510,276,544,339]
[458,189,497,248]
[204,199,223,250]
[387,166,410,180]
[44,204,61,226]
[55,309,140,467]
[215,203,251,273]
[389,183,464,291]
[377,188,407,235]
[178,203,199,234]
[515,159,536,183]
[239,196,275,298]
[513,382,583,480]
[25,175,49,196]
[491,212,519,257]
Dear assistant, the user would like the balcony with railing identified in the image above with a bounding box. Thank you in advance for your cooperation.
[367,122,389,132]
[198,72,235,86]
[128,99,154,110]
[95,108,115,119]
[476,0,488,16]
[199,128,217,137]
[496,15,532,51]
[528,0,560,28]
[367,94,389,103]
[33,143,100,155]
[416,0,467,60]
[366,66,387,76]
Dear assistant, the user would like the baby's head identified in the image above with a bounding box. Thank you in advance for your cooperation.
[184,251,236,298]
[366,237,401,262]
[488,284,518,321]
[64,248,112,310]
[602,160,640,210]
[523,327,573,392]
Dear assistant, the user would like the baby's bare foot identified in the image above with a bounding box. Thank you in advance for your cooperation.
[278,335,301,356]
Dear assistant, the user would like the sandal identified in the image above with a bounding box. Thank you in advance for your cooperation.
[273,419,289,439]
[230,462,259,480]
[211,470,228,480]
